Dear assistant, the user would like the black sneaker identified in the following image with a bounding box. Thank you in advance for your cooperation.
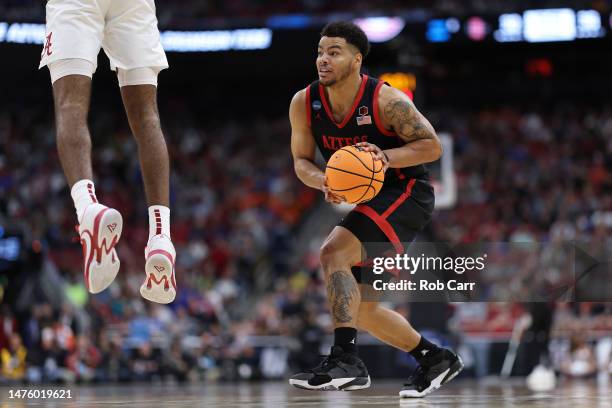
[399,348,463,398]
[289,345,371,391]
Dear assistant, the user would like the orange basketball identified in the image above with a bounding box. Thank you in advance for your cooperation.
[325,145,385,204]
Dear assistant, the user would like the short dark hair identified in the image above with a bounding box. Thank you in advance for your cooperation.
[321,21,370,58]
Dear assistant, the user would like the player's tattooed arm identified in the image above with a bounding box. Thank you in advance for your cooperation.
[379,85,442,167]
[326,270,360,324]
[384,98,438,144]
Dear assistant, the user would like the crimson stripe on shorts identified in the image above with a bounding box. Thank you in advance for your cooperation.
[381,178,416,219]
[353,205,404,254]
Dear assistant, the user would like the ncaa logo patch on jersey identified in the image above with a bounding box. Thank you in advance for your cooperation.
[312,100,322,111]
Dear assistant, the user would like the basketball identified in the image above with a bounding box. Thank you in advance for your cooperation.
[325,145,385,204]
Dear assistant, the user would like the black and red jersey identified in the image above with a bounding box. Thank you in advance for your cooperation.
[306,74,428,181]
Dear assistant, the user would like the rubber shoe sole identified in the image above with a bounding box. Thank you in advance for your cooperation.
[289,376,371,391]
[399,357,464,398]
[140,249,176,304]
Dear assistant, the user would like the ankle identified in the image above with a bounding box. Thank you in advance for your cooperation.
[334,327,358,355]
[408,336,441,363]
[148,205,171,240]
[71,179,98,223]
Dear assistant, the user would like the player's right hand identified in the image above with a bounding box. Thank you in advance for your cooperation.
[321,177,345,204]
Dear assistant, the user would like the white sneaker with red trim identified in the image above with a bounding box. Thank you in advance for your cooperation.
[140,234,176,304]
[77,203,123,294]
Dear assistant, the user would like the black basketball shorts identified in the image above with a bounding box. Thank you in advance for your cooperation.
[338,177,435,284]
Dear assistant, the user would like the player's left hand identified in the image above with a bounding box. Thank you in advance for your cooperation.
[354,142,389,172]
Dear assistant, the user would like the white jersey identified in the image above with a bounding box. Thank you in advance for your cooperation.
[39,0,168,72]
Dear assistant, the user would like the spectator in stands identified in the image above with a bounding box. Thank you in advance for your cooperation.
[0,306,16,352]
[130,342,161,381]
[66,335,102,382]
[162,338,193,382]
[98,334,131,382]
[1,333,27,382]
[39,327,69,382]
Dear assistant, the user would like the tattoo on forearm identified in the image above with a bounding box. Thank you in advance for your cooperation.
[384,99,433,143]
[327,270,360,324]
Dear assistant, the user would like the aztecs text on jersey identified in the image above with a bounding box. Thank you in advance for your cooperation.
[306,74,427,181]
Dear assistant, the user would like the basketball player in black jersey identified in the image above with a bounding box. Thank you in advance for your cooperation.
[288,22,463,397]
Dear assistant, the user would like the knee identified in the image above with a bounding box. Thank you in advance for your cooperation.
[55,105,90,144]
[55,99,88,128]
[122,88,161,137]
[131,111,162,139]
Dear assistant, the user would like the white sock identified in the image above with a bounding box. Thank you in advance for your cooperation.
[71,179,98,223]
[148,205,170,240]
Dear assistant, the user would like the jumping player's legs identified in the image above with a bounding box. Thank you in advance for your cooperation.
[120,83,169,207]
[51,71,123,295]
[103,0,169,208]
[101,0,174,303]
[52,73,94,187]
[102,0,169,211]
[42,0,104,193]
[119,79,176,304]
[42,0,123,295]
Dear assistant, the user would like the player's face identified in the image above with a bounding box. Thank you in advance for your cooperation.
[317,37,360,87]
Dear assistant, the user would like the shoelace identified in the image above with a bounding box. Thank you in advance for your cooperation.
[309,354,348,375]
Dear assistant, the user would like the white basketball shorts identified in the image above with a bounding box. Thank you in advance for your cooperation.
[39,0,168,74]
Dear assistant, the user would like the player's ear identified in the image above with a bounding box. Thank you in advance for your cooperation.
[354,52,362,67]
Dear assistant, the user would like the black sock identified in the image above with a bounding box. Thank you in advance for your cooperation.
[409,336,441,363]
[334,327,357,354]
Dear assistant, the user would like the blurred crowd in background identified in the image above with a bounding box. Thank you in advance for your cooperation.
[3,1,612,24]
[1,99,610,383]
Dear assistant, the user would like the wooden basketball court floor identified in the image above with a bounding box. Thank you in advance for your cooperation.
[1,378,610,407]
